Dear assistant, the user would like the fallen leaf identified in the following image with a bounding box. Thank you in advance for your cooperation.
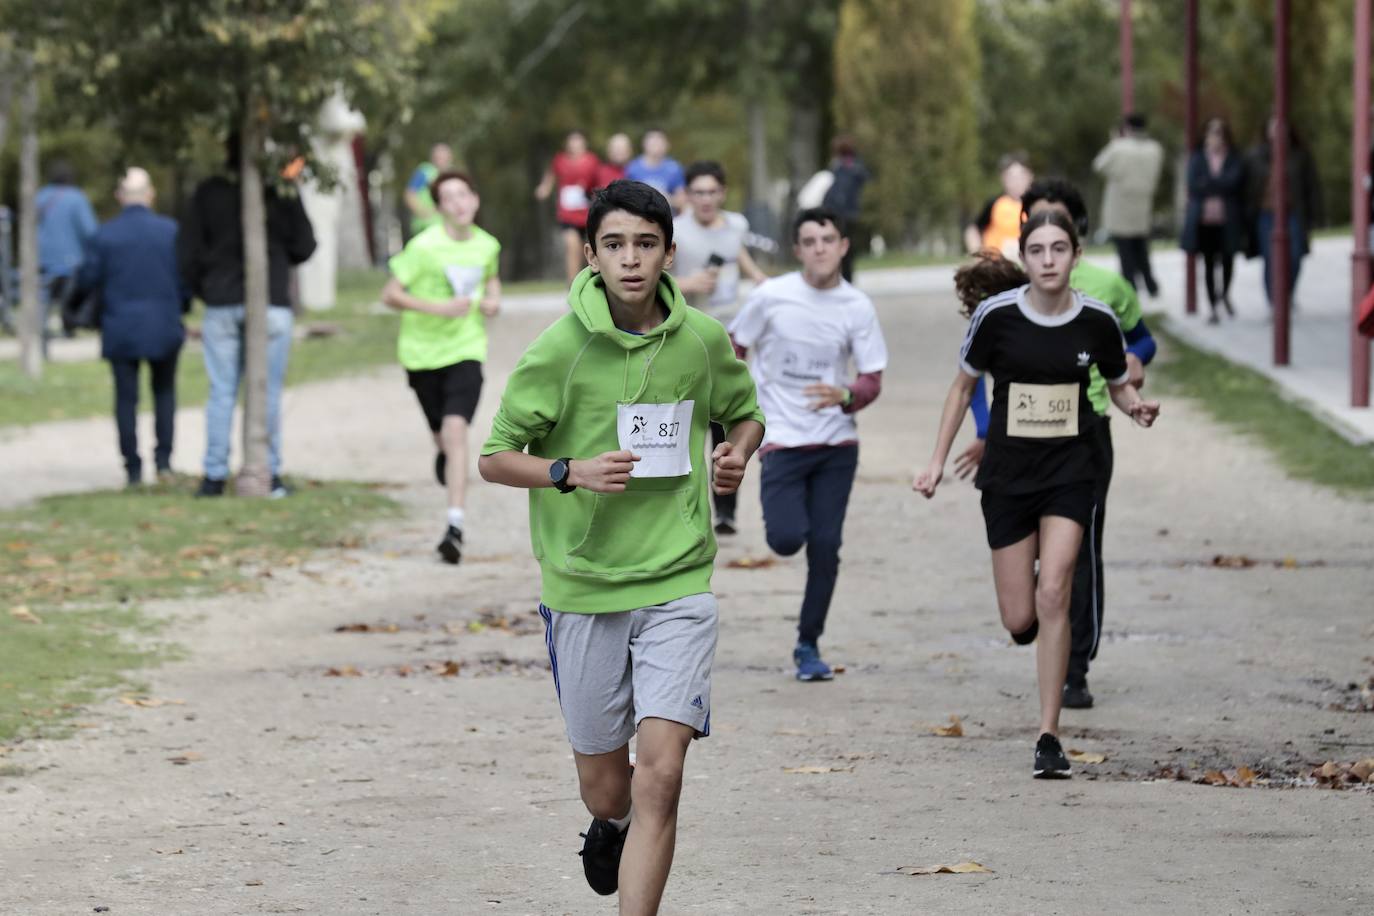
[1200,770,1229,786]
[325,665,363,677]
[167,752,203,765]
[155,848,184,855]
[9,605,41,625]
[1350,759,1374,782]
[783,765,853,775]
[831,664,847,674]
[1066,749,1107,765]
[119,696,185,708]
[245,879,264,887]
[930,715,963,737]
[437,660,461,677]
[726,556,776,569]
[897,861,991,876]
[1211,554,1255,569]
[1232,765,1259,786]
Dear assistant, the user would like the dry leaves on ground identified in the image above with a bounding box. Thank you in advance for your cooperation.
[1198,766,1261,787]
[167,752,203,765]
[1067,749,1107,765]
[897,862,991,876]
[930,715,963,737]
[118,696,185,708]
[1311,759,1374,788]
[783,765,853,775]
[726,556,776,569]
[334,622,400,633]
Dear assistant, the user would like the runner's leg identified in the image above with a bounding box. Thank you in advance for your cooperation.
[440,415,469,512]
[563,227,584,283]
[796,445,858,646]
[1034,515,1084,736]
[574,745,633,822]
[1067,422,1112,690]
[618,718,694,916]
[990,533,1038,637]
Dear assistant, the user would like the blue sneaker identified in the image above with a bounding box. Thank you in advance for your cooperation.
[793,642,833,682]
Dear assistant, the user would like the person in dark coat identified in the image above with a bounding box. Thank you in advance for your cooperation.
[79,168,187,486]
[1180,117,1246,322]
[1244,118,1322,307]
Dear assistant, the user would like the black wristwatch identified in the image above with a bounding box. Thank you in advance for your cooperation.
[549,457,576,494]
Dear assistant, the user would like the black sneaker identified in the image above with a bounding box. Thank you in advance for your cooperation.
[434,452,447,486]
[713,516,737,536]
[196,477,226,498]
[270,476,292,499]
[1010,618,1038,645]
[1062,680,1094,709]
[1033,733,1072,779]
[578,818,627,896]
[437,525,463,565]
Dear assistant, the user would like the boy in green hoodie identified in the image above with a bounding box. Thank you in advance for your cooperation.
[479,180,764,915]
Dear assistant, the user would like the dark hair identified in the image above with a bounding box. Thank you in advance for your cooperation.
[996,152,1029,174]
[47,160,75,185]
[1125,112,1147,131]
[1018,208,1080,253]
[792,206,846,243]
[684,161,726,187]
[831,134,857,158]
[1021,178,1090,237]
[954,251,1027,318]
[429,169,477,204]
[586,180,674,252]
[1199,117,1234,151]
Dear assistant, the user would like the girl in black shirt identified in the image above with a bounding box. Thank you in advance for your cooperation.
[913,210,1159,778]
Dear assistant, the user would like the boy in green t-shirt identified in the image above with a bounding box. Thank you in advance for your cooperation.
[382,170,503,565]
[479,180,764,913]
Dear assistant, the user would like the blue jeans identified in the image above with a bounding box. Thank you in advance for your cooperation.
[760,444,859,646]
[1257,211,1306,305]
[201,305,293,480]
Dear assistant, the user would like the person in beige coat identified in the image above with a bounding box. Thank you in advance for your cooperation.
[1093,112,1164,296]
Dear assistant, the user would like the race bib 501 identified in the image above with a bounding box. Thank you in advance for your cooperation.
[1007,382,1078,439]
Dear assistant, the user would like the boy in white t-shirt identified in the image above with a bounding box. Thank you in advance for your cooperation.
[728,208,888,680]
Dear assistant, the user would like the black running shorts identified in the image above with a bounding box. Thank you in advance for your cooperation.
[407,360,484,431]
[979,480,1096,550]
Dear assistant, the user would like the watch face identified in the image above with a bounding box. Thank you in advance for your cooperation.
[550,459,568,484]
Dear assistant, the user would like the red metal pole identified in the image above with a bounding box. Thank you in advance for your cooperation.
[1184,0,1199,316]
[1353,0,1372,407]
[1120,0,1135,115]
[1272,0,1291,366]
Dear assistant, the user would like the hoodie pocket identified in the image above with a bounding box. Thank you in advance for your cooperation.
[563,486,707,579]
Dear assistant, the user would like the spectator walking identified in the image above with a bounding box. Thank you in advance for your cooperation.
[1093,113,1164,296]
[179,137,317,498]
[36,159,97,343]
[1245,118,1321,307]
[821,135,870,282]
[80,168,186,487]
[1181,117,1246,322]
[965,154,1034,260]
[625,128,687,212]
[404,142,454,237]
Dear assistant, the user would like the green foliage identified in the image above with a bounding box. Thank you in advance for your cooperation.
[835,0,980,246]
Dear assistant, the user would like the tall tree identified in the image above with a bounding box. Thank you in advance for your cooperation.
[835,0,980,248]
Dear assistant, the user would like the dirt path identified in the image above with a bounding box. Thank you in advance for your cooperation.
[2,292,1372,915]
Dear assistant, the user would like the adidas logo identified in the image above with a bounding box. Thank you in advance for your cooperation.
[1076,351,1091,367]
[690,695,704,710]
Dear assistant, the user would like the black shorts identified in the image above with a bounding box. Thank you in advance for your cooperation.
[407,360,483,431]
[980,480,1096,550]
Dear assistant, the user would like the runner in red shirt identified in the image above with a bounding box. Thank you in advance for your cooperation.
[536,130,602,282]
[596,133,633,190]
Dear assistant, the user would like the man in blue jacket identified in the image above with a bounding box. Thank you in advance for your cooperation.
[80,168,187,487]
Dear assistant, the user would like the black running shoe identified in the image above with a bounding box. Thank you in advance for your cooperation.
[713,516,737,536]
[196,477,226,498]
[1033,732,1072,779]
[435,451,447,486]
[437,525,463,565]
[1062,680,1094,709]
[270,475,292,499]
[578,818,627,896]
[1011,618,1038,645]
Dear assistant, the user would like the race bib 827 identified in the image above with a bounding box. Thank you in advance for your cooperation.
[617,400,695,477]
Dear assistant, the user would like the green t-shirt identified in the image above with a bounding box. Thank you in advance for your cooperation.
[1072,261,1142,414]
[388,223,501,371]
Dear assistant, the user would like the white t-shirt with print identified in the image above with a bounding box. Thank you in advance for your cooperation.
[728,272,888,449]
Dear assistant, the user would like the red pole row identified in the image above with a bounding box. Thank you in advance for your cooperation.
[1120,0,1134,115]
[1352,0,1372,408]
[1184,0,1198,316]
[1272,0,1291,366]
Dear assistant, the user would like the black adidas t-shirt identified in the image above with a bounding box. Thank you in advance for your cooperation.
[960,286,1128,494]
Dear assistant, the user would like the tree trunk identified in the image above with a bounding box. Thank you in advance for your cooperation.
[18,53,41,380]
[236,105,272,497]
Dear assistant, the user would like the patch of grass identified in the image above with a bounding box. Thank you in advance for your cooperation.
[0,477,400,743]
[1154,321,1374,493]
[0,268,567,430]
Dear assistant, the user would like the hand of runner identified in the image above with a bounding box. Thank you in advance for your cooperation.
[679,269,719,296]
[953,438,985,479]
[711,441,748,494]
[1127,399,1160,428]
[804,383,848,410]
[567,451,640,493]
[1126,352,1145,389]
[479,292,501,317]
[912,461,943,498]
[436,296,472,318]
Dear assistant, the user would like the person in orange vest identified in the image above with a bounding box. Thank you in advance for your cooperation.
[965,154,1034,259]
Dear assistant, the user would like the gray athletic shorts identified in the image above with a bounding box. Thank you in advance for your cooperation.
[538,593,718,756]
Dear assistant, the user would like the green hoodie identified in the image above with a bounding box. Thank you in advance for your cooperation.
[482,268,765,613]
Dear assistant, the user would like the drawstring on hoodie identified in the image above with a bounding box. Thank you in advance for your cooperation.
[620,332,668,405]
